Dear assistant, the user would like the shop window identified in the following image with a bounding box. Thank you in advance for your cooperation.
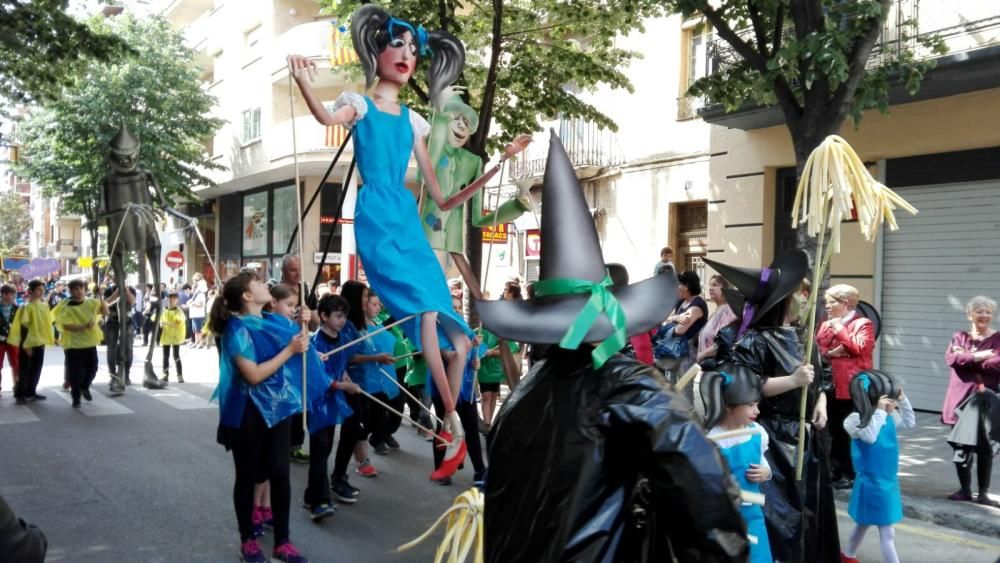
[242,191,269,257]
[272,184,298,254]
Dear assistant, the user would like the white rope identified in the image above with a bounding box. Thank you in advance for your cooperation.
[378,367,443,425]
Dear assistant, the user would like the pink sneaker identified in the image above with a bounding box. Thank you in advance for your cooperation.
[273,541,308,563]
[250,507,264,537]
[355,460,378,478]
[239,539,265,563]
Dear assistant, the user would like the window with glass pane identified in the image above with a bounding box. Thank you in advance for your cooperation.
[242,191,268,256]
[272,184,297,254]
[242,107,261,144]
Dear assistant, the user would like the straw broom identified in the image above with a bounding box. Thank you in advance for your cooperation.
[790,135,917,480]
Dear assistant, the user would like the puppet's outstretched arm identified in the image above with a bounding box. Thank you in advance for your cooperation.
[287,54,358,127]
[419,135,532,212]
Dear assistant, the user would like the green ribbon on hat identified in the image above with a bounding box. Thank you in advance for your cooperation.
[532,273,627,368]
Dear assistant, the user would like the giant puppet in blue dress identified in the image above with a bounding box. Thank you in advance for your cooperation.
[287,5,530,478]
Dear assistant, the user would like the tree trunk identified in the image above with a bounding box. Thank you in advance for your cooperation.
[89,224,100,283]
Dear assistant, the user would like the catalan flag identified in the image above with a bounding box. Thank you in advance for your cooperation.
[325,123,348,147]
[329,23,359,67]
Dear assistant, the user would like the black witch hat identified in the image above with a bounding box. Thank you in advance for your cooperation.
[476,134,677,365]
[849,369,900,427]
[704,249,808,331]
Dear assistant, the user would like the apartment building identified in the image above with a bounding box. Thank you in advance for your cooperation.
[700,0,1000,410]
[157,0,363,286]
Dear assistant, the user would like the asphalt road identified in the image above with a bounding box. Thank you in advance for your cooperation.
[1,344,999,562]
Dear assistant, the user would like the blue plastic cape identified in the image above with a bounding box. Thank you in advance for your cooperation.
[212,313,343,432]
[310,328,356,427]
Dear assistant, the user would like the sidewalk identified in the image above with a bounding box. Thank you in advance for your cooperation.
[835,410,1000,538]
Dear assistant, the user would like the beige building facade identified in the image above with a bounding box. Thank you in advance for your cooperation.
[702,2,1000,410]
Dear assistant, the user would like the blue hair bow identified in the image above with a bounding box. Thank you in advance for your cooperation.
[857,373,870,391]
[386,17,432,57]
[719,371,733,387]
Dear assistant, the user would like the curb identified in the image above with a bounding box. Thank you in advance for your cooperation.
[834,489,1000,539]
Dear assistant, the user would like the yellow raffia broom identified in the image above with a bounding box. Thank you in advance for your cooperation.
[397,488,485,563]
[790,135,917,481]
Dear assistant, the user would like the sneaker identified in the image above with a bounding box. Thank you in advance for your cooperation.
[289,448,310,464]
[239,539,266,563]
[473,470,486,489]
[977,494,1000,509]
[840,553,860,563]
[260,506,274,529]
[372,442,390,455]
[28,393,46,401]
[948,490,973,502]
[308,503,336,522]
[832,477,854,490]
[251,507,266,537]
[81,388,93,402]
[272,541,308,563]
[331,479,359,504]
[72,400,81,408]
[435,476,452,486]
[355,460,378,478]
[15,398,26,405]
[385,435,400,450]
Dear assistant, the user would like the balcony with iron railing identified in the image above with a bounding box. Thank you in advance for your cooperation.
[701,0,1000,128]
[510,118,624,180]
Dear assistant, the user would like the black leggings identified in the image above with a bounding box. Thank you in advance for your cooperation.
[828,398,855,479]
[431,394,485,475]
[332,394,363,480]
[161,344,180,372]
[230,405,291,543]
[305,426,334,508]
[954,425,994,495]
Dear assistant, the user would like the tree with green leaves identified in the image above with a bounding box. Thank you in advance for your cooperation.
[0,0,131,109]
[667,0,945,169]
[320,0,670,318]
[0,191,31,255]
[15,14,224,281]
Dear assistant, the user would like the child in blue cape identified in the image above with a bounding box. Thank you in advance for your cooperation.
[701,366,772,563]
[211,271,332,563]
[840,370,915,563]
[307,293,361,515]
[342,281,396,479]
[363,293,404,454]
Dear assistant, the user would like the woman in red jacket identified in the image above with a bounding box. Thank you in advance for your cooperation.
[817,284,875,490]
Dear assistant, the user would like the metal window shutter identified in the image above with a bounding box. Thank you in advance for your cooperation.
[880,179,1000,411]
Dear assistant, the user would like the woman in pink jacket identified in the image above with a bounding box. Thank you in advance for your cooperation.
[942,295,1000,507]
[816,284,875,490]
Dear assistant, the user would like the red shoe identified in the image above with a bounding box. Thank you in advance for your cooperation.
[355,460,378,478]
[840,553,860,563]
[429,439,467,481]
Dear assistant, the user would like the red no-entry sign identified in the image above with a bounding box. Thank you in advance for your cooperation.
[165,250,185,269]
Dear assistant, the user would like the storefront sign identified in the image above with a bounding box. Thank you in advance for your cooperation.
[2,256,29,271]
[481,221,509,244]
[313,252,343,264]
[320,216,354,225]
[525,229,541,257]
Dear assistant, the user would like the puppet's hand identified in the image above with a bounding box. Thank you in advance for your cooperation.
[433,84,465,112]
[287,54,317,83]
[503,134,533,160]
[513,175,534,207]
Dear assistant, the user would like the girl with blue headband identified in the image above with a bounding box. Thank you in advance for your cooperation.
[287,5,529,480]
[840,370,915,563]
[702,366,773,563]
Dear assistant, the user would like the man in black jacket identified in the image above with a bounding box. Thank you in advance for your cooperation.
[0,494,46,563]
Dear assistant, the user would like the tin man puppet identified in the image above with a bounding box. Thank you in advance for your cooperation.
[100,126,195,394]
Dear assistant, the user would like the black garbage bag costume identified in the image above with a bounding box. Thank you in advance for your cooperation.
[478,135,748,562]
[707,252,841,563]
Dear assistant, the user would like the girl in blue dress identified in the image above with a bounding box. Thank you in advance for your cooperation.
[287,5,529,477]
[701,366,773,563]
[840,370,915,563]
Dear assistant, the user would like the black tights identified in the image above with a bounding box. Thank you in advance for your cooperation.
[231,405,291,543]
[332,394,362,480]
[305,426,334,508]
[954,432,994,495]
[161,344,180,372]
[432,394,485,475]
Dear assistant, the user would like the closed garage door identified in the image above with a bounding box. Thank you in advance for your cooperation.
[880,179,1000,411]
